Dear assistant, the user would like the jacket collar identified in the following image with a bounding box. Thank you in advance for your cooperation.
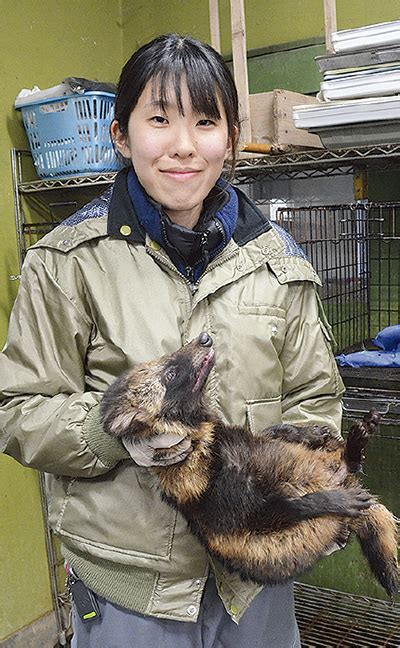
[125,168,239,281]
[107,168,144,243]
[107,167,271,249]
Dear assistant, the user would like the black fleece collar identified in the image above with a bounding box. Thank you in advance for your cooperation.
[107,167,271,247]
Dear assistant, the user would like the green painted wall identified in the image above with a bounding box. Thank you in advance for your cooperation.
[121,0,400,93]
[0,1,122,642]
[369,169,400,202]
[121,0,400,57]
[0,458,51,640]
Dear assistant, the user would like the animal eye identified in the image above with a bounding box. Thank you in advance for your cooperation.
[164,368,176,383]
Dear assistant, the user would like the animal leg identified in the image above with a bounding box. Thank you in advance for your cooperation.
[263,423,342,451]
[350,504,398,599]
[253,487,373,531]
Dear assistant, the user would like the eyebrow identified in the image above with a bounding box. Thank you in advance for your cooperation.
[144,100,170,109]
[143,99,221,118]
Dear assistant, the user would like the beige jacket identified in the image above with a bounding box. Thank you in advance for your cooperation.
[0,180,344,622]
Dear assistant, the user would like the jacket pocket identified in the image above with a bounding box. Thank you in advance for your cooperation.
[51,465,178,562]
[237,304,286,318]
[246,397,282,435]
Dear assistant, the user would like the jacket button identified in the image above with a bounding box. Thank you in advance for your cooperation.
[150,240,161,250]
[187,605,197,616]
[119,225,132,236]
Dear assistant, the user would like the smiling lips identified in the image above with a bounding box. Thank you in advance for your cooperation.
[160,168,202,181]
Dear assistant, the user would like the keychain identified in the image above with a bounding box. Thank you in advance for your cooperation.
[66,563,101,623]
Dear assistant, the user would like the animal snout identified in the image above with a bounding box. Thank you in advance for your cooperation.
[198,332,213,347]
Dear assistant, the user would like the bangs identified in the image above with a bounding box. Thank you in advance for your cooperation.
[150,55,222,121]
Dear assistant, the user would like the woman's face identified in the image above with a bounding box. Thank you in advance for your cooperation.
[113,79,232,228]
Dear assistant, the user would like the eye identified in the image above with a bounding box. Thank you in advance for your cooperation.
[197,118,216,127]
[164,368,177,383]
[150,115,168,125]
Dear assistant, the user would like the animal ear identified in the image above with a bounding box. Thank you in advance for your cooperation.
[104,407,149,438]
[152,419,191,438]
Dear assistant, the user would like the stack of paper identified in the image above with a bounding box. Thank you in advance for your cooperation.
[331,21,400,54]
[293,21,400,148]
[319,23,400,102]
[321,63,400,102]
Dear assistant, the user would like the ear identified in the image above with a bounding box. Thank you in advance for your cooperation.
[111,120,131,159]
[152,420,193,438]
[225,125,239,161]
[104,406,149,438]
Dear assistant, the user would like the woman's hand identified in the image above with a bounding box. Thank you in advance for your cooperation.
[122,433,192,467]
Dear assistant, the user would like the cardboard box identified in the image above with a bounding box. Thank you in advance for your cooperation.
[249,89,324,149]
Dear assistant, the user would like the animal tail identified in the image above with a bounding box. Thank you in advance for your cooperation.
[350,503,399,599]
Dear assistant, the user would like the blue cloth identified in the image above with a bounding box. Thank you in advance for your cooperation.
[126,168,238,282]
[336,324,400,368]
[374,325,400,352]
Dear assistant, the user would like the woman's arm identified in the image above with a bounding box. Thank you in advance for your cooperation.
[0,250,128,477]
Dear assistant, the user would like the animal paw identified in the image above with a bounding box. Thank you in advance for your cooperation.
[362,409,381,435]
[348,420,369,449]
[338,487,374,517]
[345,419,370,472]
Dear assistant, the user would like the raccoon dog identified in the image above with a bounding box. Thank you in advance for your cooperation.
[101,333,399,598]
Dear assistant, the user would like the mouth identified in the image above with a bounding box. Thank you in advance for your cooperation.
[192,348,215,393]
[160,169,201,181]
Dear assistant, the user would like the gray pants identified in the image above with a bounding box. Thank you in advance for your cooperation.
[71,577,301,648]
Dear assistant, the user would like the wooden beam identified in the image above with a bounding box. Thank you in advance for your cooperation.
[324,0,337,54]
[230,0,252,144]
[209,0,221,53]
[354,169,369,201]
[242,143,290,154]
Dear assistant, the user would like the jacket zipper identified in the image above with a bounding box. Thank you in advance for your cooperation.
[147,243,241,294]
[146,246,198,295]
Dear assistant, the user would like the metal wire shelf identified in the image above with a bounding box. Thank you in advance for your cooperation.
[294,582,400,647]
[18,171,118,193]
[13,143,400,191]
[236,142,400,169]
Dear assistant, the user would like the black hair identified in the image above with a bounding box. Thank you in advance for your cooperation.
[114,33,240,173]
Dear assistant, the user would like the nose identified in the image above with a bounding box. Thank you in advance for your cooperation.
[198,332,213,347]
[169,124,196,158]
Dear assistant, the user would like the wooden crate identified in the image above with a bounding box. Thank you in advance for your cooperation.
[249,90,323,149]
[209,0,327,152]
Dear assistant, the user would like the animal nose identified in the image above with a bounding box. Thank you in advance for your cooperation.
[198,332,213,347]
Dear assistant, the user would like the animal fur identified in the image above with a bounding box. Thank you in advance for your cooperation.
[101,334,399,598]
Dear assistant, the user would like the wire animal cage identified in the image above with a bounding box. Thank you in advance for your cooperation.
[276,202,400,351]
[276,202,400,400]
[277,202,400,646]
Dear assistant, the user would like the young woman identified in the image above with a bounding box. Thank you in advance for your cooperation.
[0,34,344,647]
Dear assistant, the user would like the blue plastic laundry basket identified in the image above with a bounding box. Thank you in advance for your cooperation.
[17,92,123,179]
